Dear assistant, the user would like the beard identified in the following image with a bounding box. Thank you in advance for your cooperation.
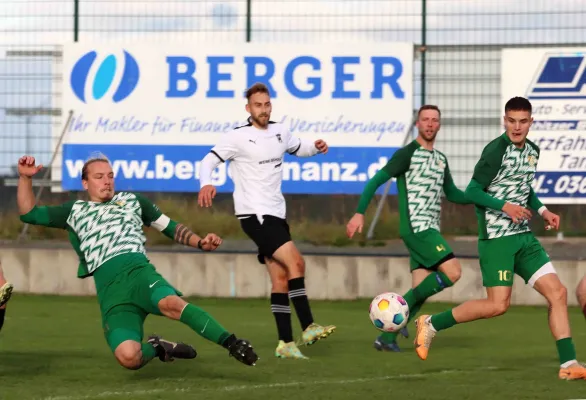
[252,113,269,127]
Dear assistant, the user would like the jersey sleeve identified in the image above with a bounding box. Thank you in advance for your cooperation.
[135,193,178,239]
[286,132,319,157]
[465,140,508,211]
[442,161,469,204]
[381,146,412,178]
[209,133,239,162]
[19,201,74,229]
[470,141,506,189]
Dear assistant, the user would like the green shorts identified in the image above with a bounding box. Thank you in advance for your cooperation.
[479,232,551,287]
[97,262,182,353]
[402,229,454,271]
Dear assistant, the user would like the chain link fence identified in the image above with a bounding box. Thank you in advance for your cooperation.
[1,0,585,237]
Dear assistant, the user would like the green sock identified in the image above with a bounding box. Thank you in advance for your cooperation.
[430,309,458,331]
[180,304,232,346]
[556,337,577,365]
[380,302,424,342]
[139,343,157,368]
[412,271,454,303]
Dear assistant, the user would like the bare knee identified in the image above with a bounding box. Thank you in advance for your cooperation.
[548,283,568,306]
[114,341,142,370]
[439,258,462,284]
[576,276,586,307]
[286,255,305,278]
[489,300,510,317]
[158,295,188,320]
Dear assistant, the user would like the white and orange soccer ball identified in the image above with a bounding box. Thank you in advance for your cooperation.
[369,292,410,332]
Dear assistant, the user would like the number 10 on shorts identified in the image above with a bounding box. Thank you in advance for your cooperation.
[498,270,512,282]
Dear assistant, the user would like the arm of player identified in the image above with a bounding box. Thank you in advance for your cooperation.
[464,179,506,210]
[527,188,559,230]
[198,134,239,208]
[527,187,546,215]
[346,148,411,238]
[442,161,469,205]
[286,135,324,157]
[136,194,222,251]
[199,152,223,189]
[17,155,72,229]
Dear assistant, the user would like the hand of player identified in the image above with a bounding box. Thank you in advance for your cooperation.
[346,213,365,239]
[198,185,217,208]
[314,139,328,154]
[542,210,560,231]
[199,233,222,251]
[18,155,43,178]
[502,202,532,224]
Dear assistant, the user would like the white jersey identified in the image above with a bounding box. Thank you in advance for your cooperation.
[200,120,318,220]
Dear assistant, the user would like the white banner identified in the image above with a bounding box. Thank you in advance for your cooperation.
[502,47,586,204]
[55,42,414,194]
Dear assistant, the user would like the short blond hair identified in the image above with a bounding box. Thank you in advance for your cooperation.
[81,152,111,180]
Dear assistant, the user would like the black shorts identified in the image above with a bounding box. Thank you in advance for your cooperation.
[239,215,292,264]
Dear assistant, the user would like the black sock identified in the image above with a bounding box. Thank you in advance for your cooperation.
[271,293,293,343]
[288,277,314,330]
[221,333,237,350]
[0,308,5,332]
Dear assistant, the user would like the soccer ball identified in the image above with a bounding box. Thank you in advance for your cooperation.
[368,292,409,332]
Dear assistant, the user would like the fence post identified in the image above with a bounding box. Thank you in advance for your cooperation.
[246,0,252,42]
[421,0,427,105]
[74,0,79,42]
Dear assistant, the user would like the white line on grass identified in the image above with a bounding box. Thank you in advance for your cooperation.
[39,366,500,400]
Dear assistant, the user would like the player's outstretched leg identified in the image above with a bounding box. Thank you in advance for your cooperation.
[376,259,460,352]
[532,272,586,380]
[157,294,259,366]
[271,242,336,346]
[113,337,196,370]
[413,286,512,361]
[264,257,308,359]
[0,261,14,333]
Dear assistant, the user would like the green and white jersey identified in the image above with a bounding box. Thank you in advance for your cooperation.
[381,140,467,236]
[470,133,540,239]
[20,192,171,278]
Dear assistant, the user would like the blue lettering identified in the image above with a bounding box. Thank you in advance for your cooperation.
[370,57,404,99]
[166,56,197,98]
[332,57,360,99]
[244,57,277,97]
[206,56,234,98]
[284,56,321,99]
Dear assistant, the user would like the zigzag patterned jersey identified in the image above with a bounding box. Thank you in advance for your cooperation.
[382,140,464,236]
[471,133,540,239]
[27,192,166,277]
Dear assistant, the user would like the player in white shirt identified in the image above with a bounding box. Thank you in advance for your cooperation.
[198,83,336,359]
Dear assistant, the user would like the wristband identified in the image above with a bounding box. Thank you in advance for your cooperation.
[538,206,547,216]
[197,239,203,250]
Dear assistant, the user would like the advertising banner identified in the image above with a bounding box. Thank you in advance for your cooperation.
[502,48,586,204]
[58,42,414,194]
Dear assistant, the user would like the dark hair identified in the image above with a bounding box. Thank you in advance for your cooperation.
[417,104,441,118]
[245,82,270,100]
[505,96,532,114]
[81,153,110,180]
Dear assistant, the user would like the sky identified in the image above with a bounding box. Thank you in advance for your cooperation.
[0,0,585,183]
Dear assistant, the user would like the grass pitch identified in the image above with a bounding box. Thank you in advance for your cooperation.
[1,295,586,400]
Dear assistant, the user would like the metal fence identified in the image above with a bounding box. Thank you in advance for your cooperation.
[1,0,585,233]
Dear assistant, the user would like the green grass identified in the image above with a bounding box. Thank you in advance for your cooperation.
[1,296,586,399]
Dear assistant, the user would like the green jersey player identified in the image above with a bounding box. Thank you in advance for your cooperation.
[414,97,586,381]
[346,105,470,352]
[17,154,258,370]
